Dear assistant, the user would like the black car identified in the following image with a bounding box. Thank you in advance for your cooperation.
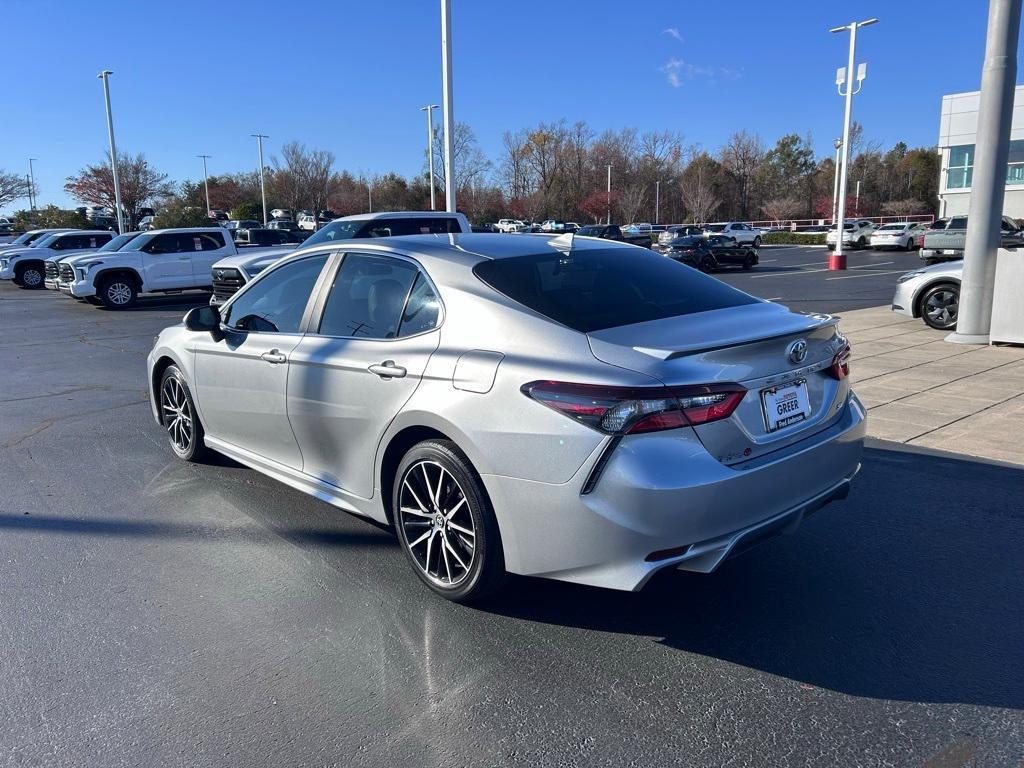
[666,235,758,272]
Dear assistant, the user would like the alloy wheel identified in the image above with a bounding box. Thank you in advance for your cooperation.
[107,282,133,305]
[22,268,42,287]
[160,376,194,453]
[398,460,476,588]
[924,288,958,328]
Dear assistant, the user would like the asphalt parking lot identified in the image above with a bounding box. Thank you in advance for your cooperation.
[2,250,1023,767]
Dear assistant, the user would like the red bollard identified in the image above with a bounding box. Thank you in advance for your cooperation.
[828,251,847,271]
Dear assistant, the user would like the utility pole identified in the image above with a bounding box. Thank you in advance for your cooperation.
[855,179,861,213]
[97,70,125,233]
[440,0,456,212]
[655,180,661,225]
[368,179,373,213]
[606,165,612,225]
[197,154,212,216]
[251,134,269,226]
[829,18,877,270]
[421,104,440,210]
[949,0,1022,344]
[28,159,37,211]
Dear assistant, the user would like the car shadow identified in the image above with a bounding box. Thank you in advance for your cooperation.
[477,445,1024,710]
[102,293,212,312]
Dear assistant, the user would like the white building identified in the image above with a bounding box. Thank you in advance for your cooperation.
[938,86,1024,218]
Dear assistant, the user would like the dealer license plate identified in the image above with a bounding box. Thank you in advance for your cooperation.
[761,379,811,432]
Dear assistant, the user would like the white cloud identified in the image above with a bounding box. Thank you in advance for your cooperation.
[663,27,683,42]
[660,57,742,88]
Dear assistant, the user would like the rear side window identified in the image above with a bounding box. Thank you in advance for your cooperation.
[317,253,419,339]
[473,247,758,333]
[949,217,968,230]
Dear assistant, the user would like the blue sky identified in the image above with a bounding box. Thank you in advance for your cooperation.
[3,0,1021,212]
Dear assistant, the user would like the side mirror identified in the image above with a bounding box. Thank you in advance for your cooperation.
[184,305,223,341]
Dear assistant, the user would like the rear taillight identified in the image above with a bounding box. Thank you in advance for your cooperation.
[828,344,851,380]
[521,381,747,435]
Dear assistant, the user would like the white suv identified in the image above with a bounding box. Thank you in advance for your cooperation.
[826,219,877,249]
[496,218,525,233]
[702,222,762,246]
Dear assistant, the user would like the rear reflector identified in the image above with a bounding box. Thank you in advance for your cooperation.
[521,381,747,435]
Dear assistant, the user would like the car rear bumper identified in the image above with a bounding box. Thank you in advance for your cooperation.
[482,393,866,591]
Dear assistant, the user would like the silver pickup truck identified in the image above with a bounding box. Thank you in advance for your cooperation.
[920,215,1023,263]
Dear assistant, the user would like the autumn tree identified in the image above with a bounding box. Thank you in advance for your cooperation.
[64,153,174,228]
[270,142,335,215]
[0,170,32,210]
[430,122,493,196]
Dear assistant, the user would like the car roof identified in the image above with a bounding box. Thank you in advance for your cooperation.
[143,227,227,235]
[334,210,466,222]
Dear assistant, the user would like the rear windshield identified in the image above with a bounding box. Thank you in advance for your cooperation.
[473,247,758,333]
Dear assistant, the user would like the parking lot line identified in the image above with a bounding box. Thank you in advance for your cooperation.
[849,261,894,269]
[825,269,913,281]
[750,267,831,279]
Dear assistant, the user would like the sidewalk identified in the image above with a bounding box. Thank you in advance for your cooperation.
[839,305,1024,466]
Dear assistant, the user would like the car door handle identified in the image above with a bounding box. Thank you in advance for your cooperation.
[368,361,407,379]
[260,349,287,364]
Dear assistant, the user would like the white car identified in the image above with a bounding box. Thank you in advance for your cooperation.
[270,208,293,221]
[870,222,925,250]
[891,260,962,330]
[702,222,762,247]
[0,227,74,253]
[826,219,877,249]
[297,213,318,231]
[0,230,114,288]
[625,222,653,234]
[496,219,525,233]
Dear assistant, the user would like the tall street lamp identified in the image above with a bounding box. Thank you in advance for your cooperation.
[251,134,269,225]
[829,18,877,270]
[421,104,440,210]
[97,70,125,233]
[197,154,212,216]
[831,137,842,224]
[28,158,37,211]
[440,0,456,212]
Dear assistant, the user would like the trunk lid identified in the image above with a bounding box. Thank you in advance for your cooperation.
[587,302,849,464]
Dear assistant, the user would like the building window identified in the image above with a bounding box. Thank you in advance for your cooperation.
[1008,139,1024,185]
[946,145,973,189]
[946,141,1024,189]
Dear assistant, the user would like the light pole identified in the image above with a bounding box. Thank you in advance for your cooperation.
[655,180,661,225]
[440,0,456,212]
[251,134,269,226]
[829,17,877,270]
[606,164,612,225]
[950,0,1022,344]
[27,159,37,210]
[831,137,842,224]
[197,155,212,216]
[368,178,373,213]
[421,104,440,210]
[97,70,125,233]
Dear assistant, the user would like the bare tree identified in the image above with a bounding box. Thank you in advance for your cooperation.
[680,153,721,225]
[0,170,32,210]
[719,130,765,219]
[271,142,335,214]
[618,183,648,224]
[431,122,493,196]
[761,196,803,224]
[64,152,175,225]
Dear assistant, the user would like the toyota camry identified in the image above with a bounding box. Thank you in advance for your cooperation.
[147,233,865,602]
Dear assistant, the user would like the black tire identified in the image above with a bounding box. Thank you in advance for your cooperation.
[742,253,756,270]
[905,238,915,251]
[158,365,209,462]
[752,236,761,248]
[16,262,45,289]
[393,439,505,603]
[97,274,138,309]
[699,254,717,273]
[857,236,867,249]
[918,283,959,331]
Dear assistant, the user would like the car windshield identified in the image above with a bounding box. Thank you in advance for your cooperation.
[33,234,63,248]
[671,236,703,247]
[473,246,758,333]
[9,231,39,245]
[302,220,362,244]
[577,226,604,236]
[704,224,726,232]
[99,233,142,251]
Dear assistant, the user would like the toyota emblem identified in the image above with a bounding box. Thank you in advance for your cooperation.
[787,339,808,364]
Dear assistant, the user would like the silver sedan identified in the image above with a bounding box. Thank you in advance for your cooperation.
[891,259,963,330]
[147,234,865,602]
